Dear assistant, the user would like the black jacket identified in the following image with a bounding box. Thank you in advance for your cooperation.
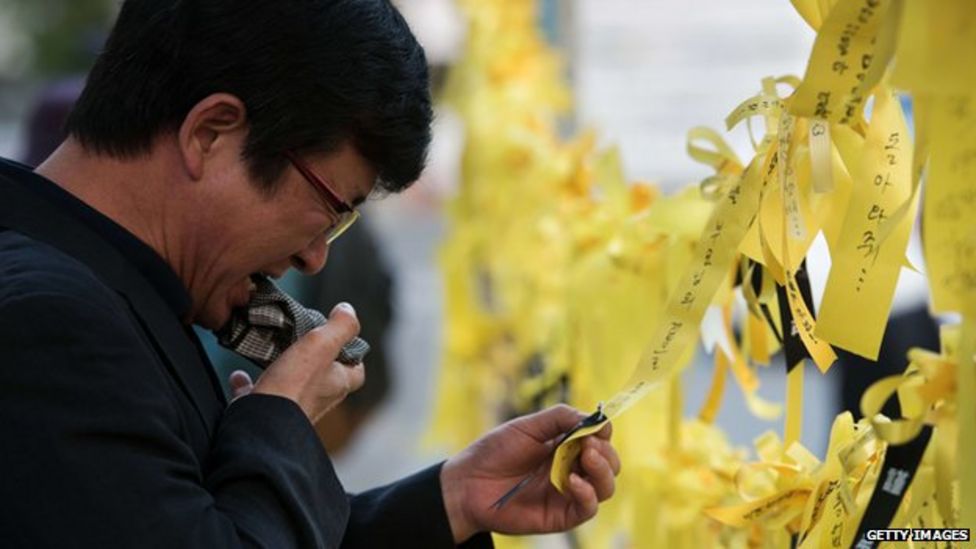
[0,159,492,548]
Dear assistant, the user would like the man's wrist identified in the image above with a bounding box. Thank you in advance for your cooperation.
[440,457,479,543]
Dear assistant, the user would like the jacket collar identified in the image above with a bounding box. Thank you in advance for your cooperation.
[0,158,192,318]
[0,160,222,436]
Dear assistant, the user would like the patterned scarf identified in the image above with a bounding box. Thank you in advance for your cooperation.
[216,275,369,368]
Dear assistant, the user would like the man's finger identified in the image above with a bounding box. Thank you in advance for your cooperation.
[583,436,621,476]
[336,361,366,394]
[228,370,254,401]
[308,361,366,424]
[324,301,360,342]
[510,404,586,443]
[301,302,361,360]
[581,447,616,501]
[567,473,599,522]
[595,421,613,441]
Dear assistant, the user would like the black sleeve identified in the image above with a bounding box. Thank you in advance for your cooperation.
[0,290,349,548]
[344,463,494,548]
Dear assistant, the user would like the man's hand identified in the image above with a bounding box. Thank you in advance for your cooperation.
[440,405,621,542]
[232,303,366,423]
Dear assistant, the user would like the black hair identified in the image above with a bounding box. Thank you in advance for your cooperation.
[65,0,432,193]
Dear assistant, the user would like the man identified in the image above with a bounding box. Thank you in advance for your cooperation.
[0,1,620,547]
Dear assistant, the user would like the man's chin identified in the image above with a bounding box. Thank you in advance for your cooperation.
[195,305,232,332]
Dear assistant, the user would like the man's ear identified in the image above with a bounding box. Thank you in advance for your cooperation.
[178,93,248,181]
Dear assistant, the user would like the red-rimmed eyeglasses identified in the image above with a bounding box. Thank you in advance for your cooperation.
[284,151,361,244]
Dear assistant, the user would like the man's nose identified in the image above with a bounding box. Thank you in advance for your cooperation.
[291,235,330,275]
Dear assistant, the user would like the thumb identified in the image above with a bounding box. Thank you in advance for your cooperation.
[229,370,254,401]
[510,404,587,442]
[316,302,360,356]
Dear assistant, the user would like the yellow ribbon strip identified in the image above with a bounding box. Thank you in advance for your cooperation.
[789,0,898,126]
[551,153,769,492]
[815,86,917,360]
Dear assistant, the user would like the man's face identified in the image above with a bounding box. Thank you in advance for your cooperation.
[188,142,375,330]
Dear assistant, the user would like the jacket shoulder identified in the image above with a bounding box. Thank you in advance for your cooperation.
[0,229,121,310]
